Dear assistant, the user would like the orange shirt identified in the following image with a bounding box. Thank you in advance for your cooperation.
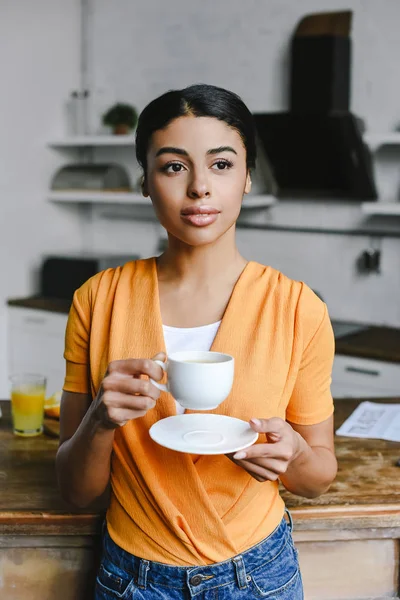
[63,258,334,566]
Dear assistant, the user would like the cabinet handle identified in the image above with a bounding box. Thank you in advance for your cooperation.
[345,366,380,377]
[24,317,46,325]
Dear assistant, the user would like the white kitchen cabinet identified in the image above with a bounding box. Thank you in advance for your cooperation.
[7,307,68,397]
[331,354,400,398]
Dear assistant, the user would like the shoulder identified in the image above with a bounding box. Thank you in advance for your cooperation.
[249,260,307,302]
[250,261,328,337]
[73,257,155,311]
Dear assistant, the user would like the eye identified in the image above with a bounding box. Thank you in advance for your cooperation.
[162,162,186,173]
[212,159,234,171]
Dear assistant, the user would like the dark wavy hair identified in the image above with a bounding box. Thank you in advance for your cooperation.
[135,84,257,175]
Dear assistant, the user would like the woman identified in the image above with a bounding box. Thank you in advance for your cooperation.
[56,84,337,599]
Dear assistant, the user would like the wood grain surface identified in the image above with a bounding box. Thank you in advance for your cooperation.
[335,325,400,363]
[0,398,399,532]
[7,296,71,314]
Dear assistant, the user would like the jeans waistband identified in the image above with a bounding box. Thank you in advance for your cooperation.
[103,510,293,593]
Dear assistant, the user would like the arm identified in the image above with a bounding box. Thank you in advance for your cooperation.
[282,416,337,497]
[56,390,115,509]
[56,357,164,509]
[229,288,337,498]
[230,415,337,499]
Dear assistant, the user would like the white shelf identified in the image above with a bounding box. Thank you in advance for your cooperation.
[48,191,276,208]
[361,202,400,216]
[242,194,276,208]
[363,132,400,151]
[48,191,148,204]
[48,135,136,148]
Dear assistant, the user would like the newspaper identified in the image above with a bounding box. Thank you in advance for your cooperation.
[335,401,400,442]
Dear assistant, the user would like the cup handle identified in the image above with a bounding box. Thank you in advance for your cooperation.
[150,359,168,392]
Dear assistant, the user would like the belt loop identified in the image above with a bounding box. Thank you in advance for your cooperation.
[232,555,248,590]
[137,559,150,589]
[285,508,294,532]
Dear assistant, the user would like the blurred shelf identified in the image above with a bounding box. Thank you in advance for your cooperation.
[364,133,400,151]
[48,191,148,204]
[361,203,400,216]
[242,194,276,208]
[48,191,276,208]
[48,135,136,148]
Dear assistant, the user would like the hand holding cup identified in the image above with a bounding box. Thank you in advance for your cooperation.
[92,353,165,429]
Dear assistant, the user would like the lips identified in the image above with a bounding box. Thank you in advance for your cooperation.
[180,205,221,228]
[180,205,220,216]
[180,205,220,228]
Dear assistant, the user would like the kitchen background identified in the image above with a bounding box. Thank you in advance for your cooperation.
[1,0,400,397]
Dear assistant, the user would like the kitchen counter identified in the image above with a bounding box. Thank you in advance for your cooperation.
[7,296,71,314]
[8,298,400,364]
[333,321,400,363]
[0,398,398,522]
[0,398,399,599]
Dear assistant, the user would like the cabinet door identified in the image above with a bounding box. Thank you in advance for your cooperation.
[8,308,68,396]
[331,381,400,399]
[332,355,400,398]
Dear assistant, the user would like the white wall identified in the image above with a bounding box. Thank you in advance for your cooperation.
[84,0,399,326]
[2,0,399,398]
[0,0,83,396]
[88,0,400,131]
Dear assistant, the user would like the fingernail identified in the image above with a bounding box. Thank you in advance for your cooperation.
[250,418,261,427]
[233,451,247,460]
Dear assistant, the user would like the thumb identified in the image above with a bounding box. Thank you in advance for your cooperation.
[249,417,283,442]
[152,352,167,362]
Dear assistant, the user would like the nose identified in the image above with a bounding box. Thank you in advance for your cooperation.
[187,168,210,199]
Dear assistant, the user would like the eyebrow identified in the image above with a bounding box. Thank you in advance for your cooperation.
[155,145,238,158]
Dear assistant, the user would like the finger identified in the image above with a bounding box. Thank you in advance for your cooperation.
[227,451,288,475]
[108,357,165,381]
[233,458,280,482]
[102,390,157,413]
[103,374,161,401]
[233,442,291,462]
[105,406,149,428]
[244,457,288,476]
[249,417,286,441]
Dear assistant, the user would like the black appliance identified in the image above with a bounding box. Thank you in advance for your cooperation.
[40,254,139,301]
[254,10,377,200]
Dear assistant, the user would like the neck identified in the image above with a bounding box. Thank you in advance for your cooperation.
[156,226,247,285]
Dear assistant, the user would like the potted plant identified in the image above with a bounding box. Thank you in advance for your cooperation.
[102,103,138,135]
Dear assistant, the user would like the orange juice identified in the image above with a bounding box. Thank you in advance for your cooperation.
[10,375,46,436]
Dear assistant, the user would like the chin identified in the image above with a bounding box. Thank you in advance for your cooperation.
[173,228,225,247]
[165,224,230,248]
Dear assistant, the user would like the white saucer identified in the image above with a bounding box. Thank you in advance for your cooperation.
[149,414,259,455]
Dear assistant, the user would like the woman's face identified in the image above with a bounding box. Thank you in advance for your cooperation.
[144,116,251,246]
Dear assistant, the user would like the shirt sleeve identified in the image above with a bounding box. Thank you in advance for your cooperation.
[286,292,335,426]
[63,281,92,395]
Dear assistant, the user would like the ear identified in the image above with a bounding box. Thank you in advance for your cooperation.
[141,175,149,197]
[244,171,252,195]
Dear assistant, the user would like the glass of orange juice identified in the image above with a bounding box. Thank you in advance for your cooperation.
[9,373,47,437]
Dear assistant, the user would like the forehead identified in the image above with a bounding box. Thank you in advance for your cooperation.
[149,116,246,154]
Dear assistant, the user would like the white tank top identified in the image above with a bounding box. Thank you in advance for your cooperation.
[162,321,221,414]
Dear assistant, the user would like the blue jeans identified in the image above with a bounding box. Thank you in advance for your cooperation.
[95,512,303,599]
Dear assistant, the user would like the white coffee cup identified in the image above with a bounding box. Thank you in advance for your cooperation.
[150,351,234,410]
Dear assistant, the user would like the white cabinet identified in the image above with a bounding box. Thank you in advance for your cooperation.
[8,307,68,397]
[331,354,400,399]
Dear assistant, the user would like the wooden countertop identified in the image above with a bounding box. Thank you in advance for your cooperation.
[335,324,400,364]
[0,399,399,536]
[7,296,71,314]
